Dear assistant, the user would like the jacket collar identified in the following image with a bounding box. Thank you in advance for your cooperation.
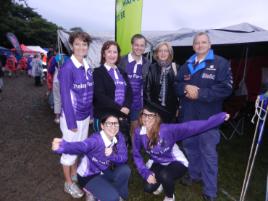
[100,130,118,147]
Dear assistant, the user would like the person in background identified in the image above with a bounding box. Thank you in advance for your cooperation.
[52,113,130,201]
[0,59,4,101]
[93,41,132,146]
[31,54,43,86]
[26,55,33,77]
[18,56,27,72]
[119,34,151,136]
[48,52,68,123]
[58,31,94,199]
[5,54,17,77]
[132,102,229,201]
[177,32,233,201]
[145,42,179,123]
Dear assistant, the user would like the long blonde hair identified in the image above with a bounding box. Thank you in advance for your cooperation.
[138,109,162,148]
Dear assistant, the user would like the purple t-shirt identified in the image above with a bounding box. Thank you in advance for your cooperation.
[107,67,126,106]
[58,56,94,129]
[55,131,128,177]
[132,112,226,180]
[125,60,143,110]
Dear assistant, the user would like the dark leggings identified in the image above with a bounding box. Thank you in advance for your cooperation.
[144,161,187,198]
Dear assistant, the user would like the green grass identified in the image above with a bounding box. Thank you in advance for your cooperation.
[127,124,268,201]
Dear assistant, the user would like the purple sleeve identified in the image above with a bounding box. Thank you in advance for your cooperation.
[59,63,77,130]
[166,112,226,142]
[132,129,153,180]
[55,138,94,155]
[108,133,128,163]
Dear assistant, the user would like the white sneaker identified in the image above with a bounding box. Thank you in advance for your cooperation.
[153,184,163,195]
[64,182,84,198]
[163,194,175,201]
[85,191,95,201]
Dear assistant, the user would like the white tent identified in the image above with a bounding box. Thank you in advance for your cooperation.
[27,46,48,55]
[57,23,268,67]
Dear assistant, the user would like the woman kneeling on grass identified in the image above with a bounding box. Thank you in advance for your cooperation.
[52,113,130,201]
[132,102,229,201]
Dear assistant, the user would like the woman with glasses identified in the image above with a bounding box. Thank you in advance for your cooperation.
[132,102,229,201]
[52,113,130,201]
[145,42,179,123]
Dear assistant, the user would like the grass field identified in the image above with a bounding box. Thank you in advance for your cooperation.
[127,121,268,201]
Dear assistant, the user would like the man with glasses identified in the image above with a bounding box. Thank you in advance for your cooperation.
[177,32,233,201]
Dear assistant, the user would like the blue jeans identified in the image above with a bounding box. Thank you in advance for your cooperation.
[79,164,131,201]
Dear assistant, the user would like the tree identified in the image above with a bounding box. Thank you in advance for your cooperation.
[0,0,59,48]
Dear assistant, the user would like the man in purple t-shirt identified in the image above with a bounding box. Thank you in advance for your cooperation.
[119,34,151,137]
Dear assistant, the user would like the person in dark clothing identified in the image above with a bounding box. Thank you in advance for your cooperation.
[177,32,233,201]
[93,41,132,145]
[145,42,179,123]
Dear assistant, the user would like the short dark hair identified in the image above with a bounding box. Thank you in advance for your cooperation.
[131,34,147,45]
[100,41,121,65]
[68,31,92,46]
[100,113,119,124]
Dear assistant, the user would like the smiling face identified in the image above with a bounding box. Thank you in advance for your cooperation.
[103,44,118,66]
[141,109,157,130]
[71,38,89,62]
[101,116,120,140]
[156,44,170,62]
[193,34,211,59]
[132,38,146,57]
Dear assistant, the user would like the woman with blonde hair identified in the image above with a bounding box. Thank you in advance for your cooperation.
[145,42,178,123]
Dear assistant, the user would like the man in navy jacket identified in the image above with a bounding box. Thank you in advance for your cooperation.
[177,32,233,201]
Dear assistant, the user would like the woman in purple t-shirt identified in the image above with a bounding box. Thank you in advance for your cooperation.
[52,113,130,201]
[132,102,229,201]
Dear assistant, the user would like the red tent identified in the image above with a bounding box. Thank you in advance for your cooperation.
[12,44,37,54]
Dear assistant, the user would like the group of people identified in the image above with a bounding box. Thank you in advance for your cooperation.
[51,31,233,201]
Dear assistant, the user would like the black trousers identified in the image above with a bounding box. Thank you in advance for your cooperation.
[34,76,41,86]
[144,161,187,197]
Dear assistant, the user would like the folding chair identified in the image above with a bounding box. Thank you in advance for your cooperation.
[220,95,247,140]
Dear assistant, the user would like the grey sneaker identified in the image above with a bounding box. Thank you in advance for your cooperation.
[85,191,95,201]
[64,182,84,198]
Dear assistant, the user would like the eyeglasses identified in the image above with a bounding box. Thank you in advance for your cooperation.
[142,112,156,119]
[105,121,119,127]
[158,49,169,53]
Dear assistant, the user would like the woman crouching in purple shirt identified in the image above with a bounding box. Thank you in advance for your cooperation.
[52,113,130,201]
[132,102,229,201]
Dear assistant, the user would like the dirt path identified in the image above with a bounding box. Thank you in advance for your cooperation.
[0,74,81,201]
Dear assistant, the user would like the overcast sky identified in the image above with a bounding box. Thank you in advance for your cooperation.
[27,0,268,32]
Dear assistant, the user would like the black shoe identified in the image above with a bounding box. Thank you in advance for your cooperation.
[180,174,193,186]
[202,194,217,201]
[180,174,201,186]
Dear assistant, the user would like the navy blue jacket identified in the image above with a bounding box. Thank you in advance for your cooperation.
[177,52,233,121]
